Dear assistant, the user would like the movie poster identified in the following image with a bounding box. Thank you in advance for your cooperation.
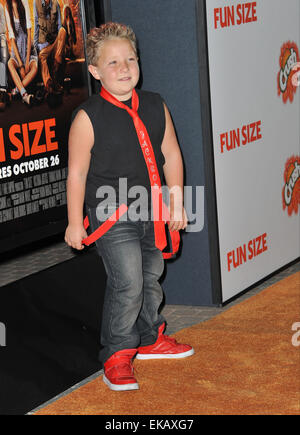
[0,0,89,253]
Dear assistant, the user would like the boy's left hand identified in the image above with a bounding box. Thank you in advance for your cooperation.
[168,206,188,232]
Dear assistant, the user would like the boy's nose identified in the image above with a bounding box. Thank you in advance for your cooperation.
[120,61,130,72]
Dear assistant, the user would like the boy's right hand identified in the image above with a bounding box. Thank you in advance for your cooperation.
[64,224,88,250]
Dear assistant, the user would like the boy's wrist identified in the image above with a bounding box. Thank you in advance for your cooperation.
[168,186,184,207]
[170,203,184,220]
[68,218,84,227]
[169,197,184,211]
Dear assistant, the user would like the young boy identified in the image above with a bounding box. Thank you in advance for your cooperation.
[65,22,194,392]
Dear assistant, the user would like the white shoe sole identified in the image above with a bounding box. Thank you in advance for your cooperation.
[135,348,195,360]
[103,375,139,391]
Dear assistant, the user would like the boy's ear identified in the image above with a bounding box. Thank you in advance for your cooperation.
[88,65,101,81]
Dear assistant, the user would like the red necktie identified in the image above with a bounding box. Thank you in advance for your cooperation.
[83,87,180,259]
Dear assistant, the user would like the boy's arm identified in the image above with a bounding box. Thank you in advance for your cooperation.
[161,103,188,232]
[65,110,94,250]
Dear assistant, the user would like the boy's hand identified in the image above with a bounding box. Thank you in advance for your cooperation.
[64,224,88,250]
[168,206,188,232]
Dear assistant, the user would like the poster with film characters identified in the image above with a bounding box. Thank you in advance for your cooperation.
[0,0,89,252]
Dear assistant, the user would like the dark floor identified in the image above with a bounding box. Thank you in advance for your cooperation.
[0,236,299,414]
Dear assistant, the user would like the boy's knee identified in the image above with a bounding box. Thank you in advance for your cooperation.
[117,272,143,295]
[144,252,164,280]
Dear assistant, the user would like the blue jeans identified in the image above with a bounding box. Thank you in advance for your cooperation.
[87,206,166,364]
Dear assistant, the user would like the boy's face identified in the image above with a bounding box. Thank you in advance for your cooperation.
[89,38,140,101]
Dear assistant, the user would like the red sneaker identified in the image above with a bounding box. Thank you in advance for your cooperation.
[136,323,194,360]
[103,349,139,391]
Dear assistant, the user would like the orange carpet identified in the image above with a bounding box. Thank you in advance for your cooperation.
[34,272,300,415]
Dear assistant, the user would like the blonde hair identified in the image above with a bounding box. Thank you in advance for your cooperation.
[86,22,137,66]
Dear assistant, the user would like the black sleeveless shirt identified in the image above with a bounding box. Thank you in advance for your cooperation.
[72,89,166,210]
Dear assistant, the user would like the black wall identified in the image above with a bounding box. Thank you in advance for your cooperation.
[0,249,105,415]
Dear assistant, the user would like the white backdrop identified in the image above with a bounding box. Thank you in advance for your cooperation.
[206,0,300,302]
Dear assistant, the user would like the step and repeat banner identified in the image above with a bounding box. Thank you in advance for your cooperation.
[206,0,300,302]
[0,0,89,253]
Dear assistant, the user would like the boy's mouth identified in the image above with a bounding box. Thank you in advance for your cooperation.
[119,77,131,82]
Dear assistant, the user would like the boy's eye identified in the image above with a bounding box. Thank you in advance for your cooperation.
[108,61,117,65]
